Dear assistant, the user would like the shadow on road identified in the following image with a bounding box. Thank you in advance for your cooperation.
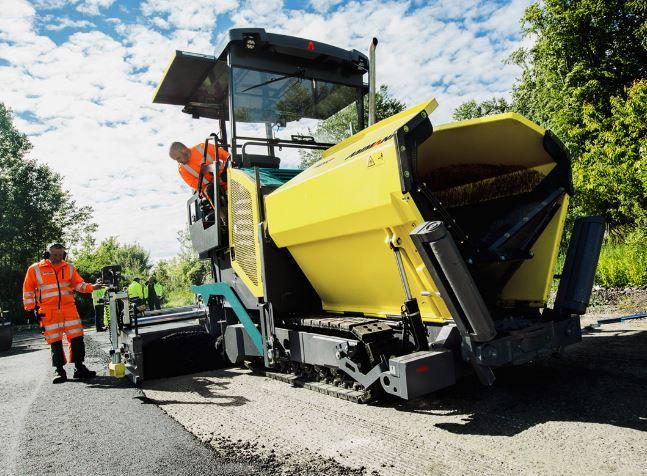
[395,326,647,436]
[0,345,42,357]
[78,375,134,389]
[141,371,250,407]
[79,371,249,407]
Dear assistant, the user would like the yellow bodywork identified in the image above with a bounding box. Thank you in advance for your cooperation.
[109,362,125,378]
[257,100,568,321]
[228,168,264,298]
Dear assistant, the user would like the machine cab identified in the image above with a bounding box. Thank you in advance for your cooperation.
[153,28,369,258]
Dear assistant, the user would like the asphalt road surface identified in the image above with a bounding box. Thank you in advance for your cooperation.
[0,332,282,475]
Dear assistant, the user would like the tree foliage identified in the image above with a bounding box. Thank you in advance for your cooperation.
[72,236,152,281]
[510,0,646,228]
[452,97,513,121]
[64,236,151,318]
[299,85,406,168]
[0,103,96,321]
[510,0,646,158]
[153,230,210,306]
[453,0,647,230]
[575,80,647,227]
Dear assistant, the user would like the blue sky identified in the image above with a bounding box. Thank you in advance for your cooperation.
[0,0,533,259]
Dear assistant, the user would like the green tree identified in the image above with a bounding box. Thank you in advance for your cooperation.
[70,235,152,317]
[510,0,646,157]
[299,85,406,168]
[575,80,647,228]
[452,97,513,121]
[72,236,152,282]
[153,229,210,306]
[510,0,646,228]
[0,103,96,322]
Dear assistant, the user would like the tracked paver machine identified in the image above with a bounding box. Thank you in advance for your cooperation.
[151,28,604,401]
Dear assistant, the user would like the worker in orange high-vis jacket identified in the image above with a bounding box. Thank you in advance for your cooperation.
[168,141,229,193]
[23,243,103,384]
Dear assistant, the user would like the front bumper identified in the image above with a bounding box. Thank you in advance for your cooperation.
[472,316,581,367]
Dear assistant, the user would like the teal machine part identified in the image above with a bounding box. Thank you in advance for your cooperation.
[192,282,264,355]
[241,167,302,187]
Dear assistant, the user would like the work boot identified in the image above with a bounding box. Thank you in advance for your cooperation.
[53,366,67,384]
[73,363,96,380]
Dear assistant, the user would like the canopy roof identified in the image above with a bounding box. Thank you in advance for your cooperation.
[153,28,368,122]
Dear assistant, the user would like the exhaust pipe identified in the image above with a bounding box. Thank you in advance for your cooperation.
[368,37,378,126]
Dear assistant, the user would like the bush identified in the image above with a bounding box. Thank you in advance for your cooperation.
[152,229,210,307]
[164,289,195,308]
[595,228,647,288]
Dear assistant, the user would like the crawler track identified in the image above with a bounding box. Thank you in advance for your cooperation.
[264,370,374,403]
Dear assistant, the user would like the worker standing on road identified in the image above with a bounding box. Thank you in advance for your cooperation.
[127,277,147,307]
[22,243,102,384]
[147,275,163,311]
[168,141,229,193]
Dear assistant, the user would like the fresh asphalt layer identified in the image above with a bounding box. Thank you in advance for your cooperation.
[0,330,260,476]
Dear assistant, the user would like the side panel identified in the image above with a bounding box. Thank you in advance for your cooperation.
[228,168,264,298]
[500,196,569,305]
[266,100,450,322]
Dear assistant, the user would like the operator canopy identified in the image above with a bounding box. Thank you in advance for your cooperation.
[153,28,368,124]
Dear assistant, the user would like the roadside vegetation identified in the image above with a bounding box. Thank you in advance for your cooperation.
[596,228,647,288]
[71,230,209,313]
[0,103,96,322]
[153,230,210,307]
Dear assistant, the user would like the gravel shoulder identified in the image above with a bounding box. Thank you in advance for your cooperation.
[141,314,647,476]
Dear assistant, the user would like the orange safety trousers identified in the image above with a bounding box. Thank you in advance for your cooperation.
[40,304,84,362]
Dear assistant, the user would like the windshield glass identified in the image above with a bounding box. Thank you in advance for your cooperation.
[231,66,359,125]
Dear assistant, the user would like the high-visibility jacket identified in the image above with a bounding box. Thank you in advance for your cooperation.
[127,281,147,300]
[153,282,163,298]
[91,287,106,306]
[178,143,229,192]
[22,259,94,311]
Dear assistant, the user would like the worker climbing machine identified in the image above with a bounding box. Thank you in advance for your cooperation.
[152,28,605,401]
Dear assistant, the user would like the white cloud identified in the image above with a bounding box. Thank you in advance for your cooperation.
[0,0,37,42]
[0,0,532,259]
[140,0,238,30]
[151,16,170,30]
[309,0,343,12]
[76,0,115,16]
[32,0,77,8]
[0,1,214,258]
[44,17,96,31]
